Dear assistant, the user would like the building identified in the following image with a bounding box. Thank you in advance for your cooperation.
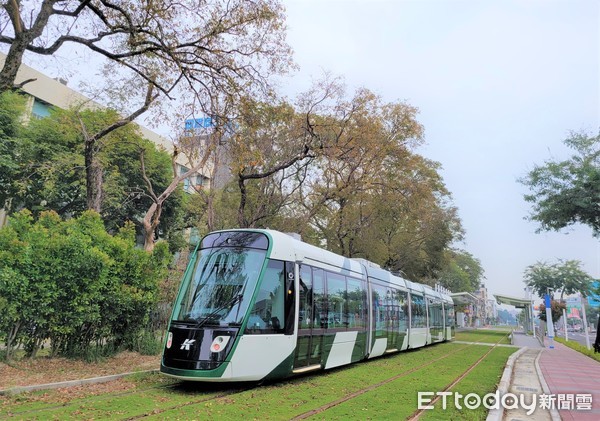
[473,283,499,325]
[449,284,499,327]
[0,52,211,225]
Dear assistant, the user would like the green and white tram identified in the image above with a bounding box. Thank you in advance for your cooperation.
[160,229,455,382]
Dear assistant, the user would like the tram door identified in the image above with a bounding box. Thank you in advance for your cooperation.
[294,265,323,369]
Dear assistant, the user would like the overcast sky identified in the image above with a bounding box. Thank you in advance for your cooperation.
[281,0,599,301]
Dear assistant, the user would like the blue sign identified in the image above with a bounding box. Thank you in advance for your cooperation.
[587,281,600,308]
[544,293,554,347]
[185,117,214,130]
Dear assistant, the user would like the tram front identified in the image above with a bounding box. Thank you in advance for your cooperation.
[160,231,271,381]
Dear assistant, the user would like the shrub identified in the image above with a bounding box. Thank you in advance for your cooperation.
[554,337,600,362]
[0,210,170,360]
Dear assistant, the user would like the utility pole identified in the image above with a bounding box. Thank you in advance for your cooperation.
[581,293,591,349]
[545,288,555,349]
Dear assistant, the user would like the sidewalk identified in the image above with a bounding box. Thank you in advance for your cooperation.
[538,339,600,420]
[512,331,544,348]
[499,332,600,421]
[500,332,553,421]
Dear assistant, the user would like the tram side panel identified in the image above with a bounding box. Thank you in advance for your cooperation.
[292,264,369,373]
[368,280,410,357]
[229,259,294,381]
[428,298,445,343]
[408,292,428,348]
[444,300,455,340]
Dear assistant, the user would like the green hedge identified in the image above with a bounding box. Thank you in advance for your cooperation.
[554,337,600,363]
[0,210,170,360]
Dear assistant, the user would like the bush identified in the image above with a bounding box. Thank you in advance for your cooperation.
[554,337,600,362]
[133,331,163,356]
[0,210,171,360]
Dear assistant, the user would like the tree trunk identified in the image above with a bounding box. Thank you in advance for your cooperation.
[206,193,215,231]
[142,202,162,252]
[5,320,21,361]
[0,0,55,93]
[0,40,27,92]
[335,198,347,255]
[143,225,156,252]
[238,176,248,228]
[85,140,103,212]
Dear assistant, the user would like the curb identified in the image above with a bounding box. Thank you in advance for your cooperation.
[535,350,561,421]
[485,346,527,421]
[0,369,158,395]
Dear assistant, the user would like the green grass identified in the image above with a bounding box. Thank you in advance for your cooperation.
[315,346,511,420]
[419,347,515,420]
[455,329,512,344]
[0,342,515,420]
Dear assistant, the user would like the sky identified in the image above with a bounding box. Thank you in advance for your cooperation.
[280,0,600,301]
[8,0,599,303]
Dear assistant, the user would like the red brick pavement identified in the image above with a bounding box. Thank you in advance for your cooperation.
[538,340,600,420]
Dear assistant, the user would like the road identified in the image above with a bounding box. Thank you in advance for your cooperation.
[555,330,597,348]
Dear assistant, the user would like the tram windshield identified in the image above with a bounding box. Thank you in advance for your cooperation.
[176,246,267,327]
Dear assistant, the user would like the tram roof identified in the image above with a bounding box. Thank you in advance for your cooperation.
[361,265,408,289]
[260,229,365,277]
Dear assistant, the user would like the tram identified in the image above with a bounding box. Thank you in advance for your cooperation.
[160,229,455,382]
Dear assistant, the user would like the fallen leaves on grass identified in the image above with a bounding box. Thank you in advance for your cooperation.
[0,352,159,389]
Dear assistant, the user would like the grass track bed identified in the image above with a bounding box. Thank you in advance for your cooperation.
[312,346,506,420]
[455,329,511,344]
[419,347,516,420]
[0,341,515,420]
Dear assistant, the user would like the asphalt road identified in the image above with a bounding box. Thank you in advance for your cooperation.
[555,330,598,348]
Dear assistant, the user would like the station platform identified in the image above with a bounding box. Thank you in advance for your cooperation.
[500,331,600,421]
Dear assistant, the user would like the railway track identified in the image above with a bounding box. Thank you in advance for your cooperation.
[406,336,507,420]
[292,333,510,420]
[2,333,510,419]
[2,374,259,419]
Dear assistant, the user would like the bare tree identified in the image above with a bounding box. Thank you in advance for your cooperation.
[1,0,293,239]
[229,78,345,230]
[228,95,328,228]
[0,1,292,96]
[138,121,227,251]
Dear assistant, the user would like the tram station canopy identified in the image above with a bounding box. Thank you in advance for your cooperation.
[494,294,531,309]
[450,292,479,305]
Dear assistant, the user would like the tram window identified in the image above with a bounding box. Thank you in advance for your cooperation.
[428,299,434,326]
[429,299,443,328]
[410,294,426,328]
[299,265,313,330]
[201,231,268,250]
[347,277,367,329]
[396,290,408,331]
[371,283,387,334]
[245,259,288,334]
[313,269,326,329]
[445,304,455,327]
[327,272,347,329]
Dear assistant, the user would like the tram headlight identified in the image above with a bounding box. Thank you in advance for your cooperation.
[210,335,230,353]
[166,332,173,349]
